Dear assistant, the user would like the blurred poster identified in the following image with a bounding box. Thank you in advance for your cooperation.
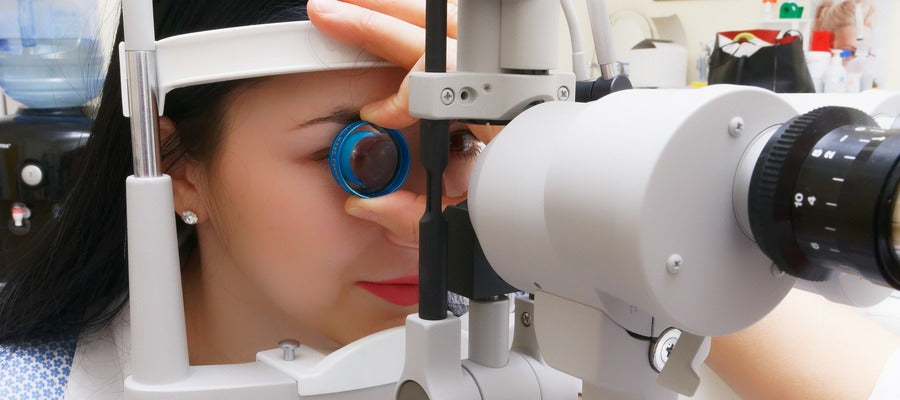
[812,0,894,87]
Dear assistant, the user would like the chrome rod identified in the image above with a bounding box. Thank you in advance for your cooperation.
[125,50,161,178]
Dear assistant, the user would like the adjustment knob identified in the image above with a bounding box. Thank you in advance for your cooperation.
[21,164,44,187]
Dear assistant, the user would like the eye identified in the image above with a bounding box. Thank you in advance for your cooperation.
[443,128,484,197]
[449,129,484,160]
[311,148,331,162]
[329,121,411,198]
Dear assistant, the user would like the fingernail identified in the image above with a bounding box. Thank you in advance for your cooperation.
[347,207,377,222]
[314,0,343,14]
[358,104,382,126]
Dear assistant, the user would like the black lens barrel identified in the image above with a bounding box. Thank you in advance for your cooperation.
[749,106,900,289]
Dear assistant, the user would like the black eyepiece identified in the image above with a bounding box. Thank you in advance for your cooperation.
[749,107,900,289]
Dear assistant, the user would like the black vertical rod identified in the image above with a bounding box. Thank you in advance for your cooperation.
[418,0,450,320]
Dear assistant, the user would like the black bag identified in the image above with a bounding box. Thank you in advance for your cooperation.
[708,29,815,93]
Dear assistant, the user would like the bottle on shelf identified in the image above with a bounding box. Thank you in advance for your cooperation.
[762,0,778,21]
[823,49,848,93]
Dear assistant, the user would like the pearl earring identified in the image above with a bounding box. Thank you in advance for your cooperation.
[180,210,198,225]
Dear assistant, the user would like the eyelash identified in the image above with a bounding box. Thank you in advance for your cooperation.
[312,148,331,162]
[449,129,484,162]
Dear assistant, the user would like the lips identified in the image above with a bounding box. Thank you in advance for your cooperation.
[357,275,419,307]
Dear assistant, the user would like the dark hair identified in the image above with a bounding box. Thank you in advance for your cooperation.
[0,0,309,343]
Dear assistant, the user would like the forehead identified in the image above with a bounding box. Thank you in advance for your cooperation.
[214,68,405,131]
[212,68,405,145]
[224,67,405,126]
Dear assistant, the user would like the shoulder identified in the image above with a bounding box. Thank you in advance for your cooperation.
[0,334,79,399]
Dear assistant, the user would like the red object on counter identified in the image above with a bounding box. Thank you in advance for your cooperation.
[11,204,26,227]
[810,31,834,52]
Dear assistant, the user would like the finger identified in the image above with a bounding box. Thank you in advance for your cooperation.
[360,59,423,129]
[360,39,456,129]
[345,190,464,248]
[338,0,459,39]
[309,0,426,69]
[346,191,423,248]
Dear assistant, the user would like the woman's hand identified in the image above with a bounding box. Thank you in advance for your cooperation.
[309,0,504,142]
[308,0,457,131]
[310,0,497,246]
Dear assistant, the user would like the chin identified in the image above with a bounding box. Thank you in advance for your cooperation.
[334,307,416,345]
[377,306,416,329]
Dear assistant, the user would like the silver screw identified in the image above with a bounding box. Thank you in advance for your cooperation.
[557,86,570,101]
[666,254,683,275]
[441,88,455,105]
[279,339,300,361]
[771,263,786,278]
[651,328,682,372]
[663,339,677,361]
[521,312,532,327]
[729,117,745,137]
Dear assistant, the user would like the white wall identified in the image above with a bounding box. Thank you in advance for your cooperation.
[885,2,900,89]
[2,94,21,116]
[558,0,899,89]
[0,89,7,116]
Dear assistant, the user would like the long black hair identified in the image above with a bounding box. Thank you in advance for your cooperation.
[0,0,309,343]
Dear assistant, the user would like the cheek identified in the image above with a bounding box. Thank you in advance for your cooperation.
[208,150,366,314]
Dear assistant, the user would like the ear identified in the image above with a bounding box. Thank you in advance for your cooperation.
[161,116,208,224]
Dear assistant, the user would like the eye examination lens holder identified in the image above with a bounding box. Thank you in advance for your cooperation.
[329,121,410,198]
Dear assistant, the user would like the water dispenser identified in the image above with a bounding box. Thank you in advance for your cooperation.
[0,0,103,277]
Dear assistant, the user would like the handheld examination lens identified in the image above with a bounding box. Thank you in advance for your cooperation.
[748,107,900,288]
[329,121,410,198]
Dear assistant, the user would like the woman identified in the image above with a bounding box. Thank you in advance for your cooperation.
[0,0,478,397]
[0,0,897,399]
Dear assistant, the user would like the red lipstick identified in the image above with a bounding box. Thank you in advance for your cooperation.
[357,275,419,307]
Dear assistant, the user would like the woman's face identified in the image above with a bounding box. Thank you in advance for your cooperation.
[833,23,873,51]
[833,24,859,52]
[194,67,479,345]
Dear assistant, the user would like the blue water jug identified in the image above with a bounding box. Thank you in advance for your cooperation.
[0,0,104,109]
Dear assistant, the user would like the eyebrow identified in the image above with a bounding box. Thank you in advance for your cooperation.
[293,108,360,130]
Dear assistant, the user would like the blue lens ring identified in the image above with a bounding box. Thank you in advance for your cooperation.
[329,121,411,198]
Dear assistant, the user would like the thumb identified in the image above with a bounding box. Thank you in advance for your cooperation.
[345,190,426,247]
[345,190,466,248]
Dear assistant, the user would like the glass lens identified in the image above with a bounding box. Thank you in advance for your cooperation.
[349,133,399,194]
[330,121,410,198]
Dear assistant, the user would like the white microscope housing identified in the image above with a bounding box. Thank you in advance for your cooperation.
[469,85,799,338]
